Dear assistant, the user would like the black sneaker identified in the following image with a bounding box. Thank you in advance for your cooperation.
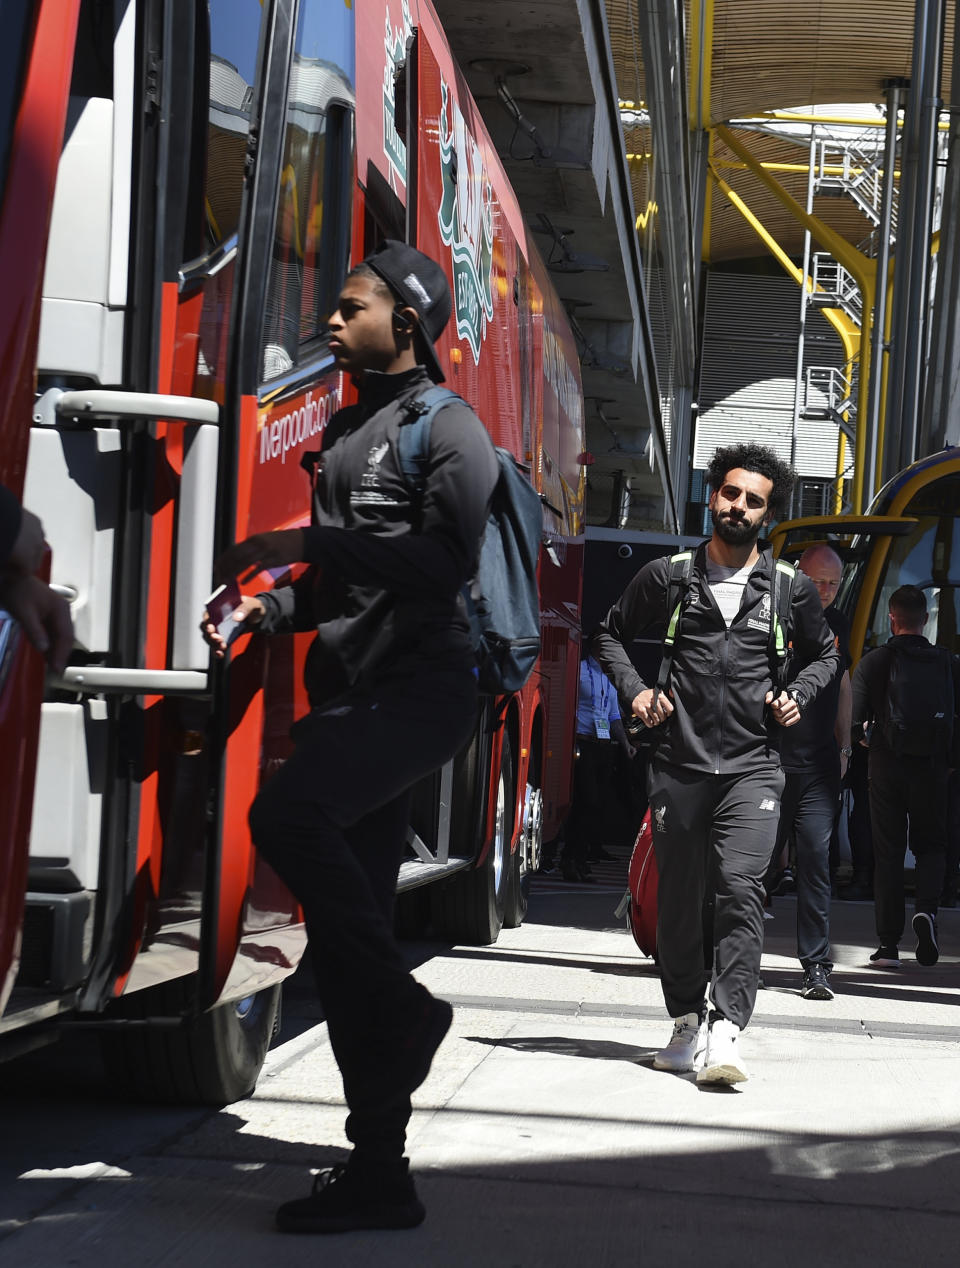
[276,1163,426,1234]
[912,912,940,966]
[801,963,834,1000]
[395,994,453,1096]
[869,945,901,969]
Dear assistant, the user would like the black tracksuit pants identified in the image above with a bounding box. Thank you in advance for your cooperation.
[772,764,839,969]
[648,761,785,1029]
[562,736,617,866]
[248,657,477,1165]
[868,746,948,946]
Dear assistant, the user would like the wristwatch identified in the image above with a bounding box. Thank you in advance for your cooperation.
[788,687,806,713]
[840,746,853,757]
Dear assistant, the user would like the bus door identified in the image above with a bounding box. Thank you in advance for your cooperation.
[0,0,82,1018]
[199,0,356,1008]
[10,0,309,1019]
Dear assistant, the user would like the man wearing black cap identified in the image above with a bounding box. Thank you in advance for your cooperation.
[204,242,499,1234]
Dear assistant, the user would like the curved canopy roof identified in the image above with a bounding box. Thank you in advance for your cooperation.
[607,0,956,263]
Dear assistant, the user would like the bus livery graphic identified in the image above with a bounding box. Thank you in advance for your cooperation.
[437,78,494,364]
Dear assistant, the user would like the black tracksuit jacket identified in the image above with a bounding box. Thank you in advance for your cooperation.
[256,366,499,704]
[593,540,841,776]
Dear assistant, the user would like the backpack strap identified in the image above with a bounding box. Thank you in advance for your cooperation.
[770,558,796,693]
[397,386,460,496]
[653,550,695,704]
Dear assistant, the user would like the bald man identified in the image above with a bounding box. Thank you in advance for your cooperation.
[771,545,852,999]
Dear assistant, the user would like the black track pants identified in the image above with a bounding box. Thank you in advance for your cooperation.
[249,660,477,1163]
[648,761,785,1029]
[772,765,838,969]
[868,747,947,946]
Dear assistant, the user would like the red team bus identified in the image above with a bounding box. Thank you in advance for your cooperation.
[0,0,584,1102]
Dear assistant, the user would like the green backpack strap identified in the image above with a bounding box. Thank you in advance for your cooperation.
[771,558,796,691]
[655,550,695,698]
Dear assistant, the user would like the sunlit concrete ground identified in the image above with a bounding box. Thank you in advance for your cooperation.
[1,854,957,1266]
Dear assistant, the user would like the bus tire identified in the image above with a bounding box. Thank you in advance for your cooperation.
[431,730,513,945]
[101,977,281,1106]
[504,775,542,929]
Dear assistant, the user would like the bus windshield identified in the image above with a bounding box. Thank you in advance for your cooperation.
[863,472,960,654]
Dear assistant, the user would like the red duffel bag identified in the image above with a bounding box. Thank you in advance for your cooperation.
[616,809,659,960]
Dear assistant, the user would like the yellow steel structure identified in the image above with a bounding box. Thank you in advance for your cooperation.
[709,167,856,512]
[602,0,958,510]
[716,125,877,513]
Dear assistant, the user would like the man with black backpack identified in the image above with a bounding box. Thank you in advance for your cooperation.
[851,585,960,969]
[594,445,840,1085]
[202,242,500,1234]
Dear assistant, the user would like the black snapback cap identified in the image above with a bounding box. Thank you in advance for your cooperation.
[363,239,453,382]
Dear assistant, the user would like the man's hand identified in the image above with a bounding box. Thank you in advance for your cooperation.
[767,689,801,728]
[214,530,305,584]
[0,574,73,674]
[200,595,265,659]
[631,687,674,728]
[8,509,46,576]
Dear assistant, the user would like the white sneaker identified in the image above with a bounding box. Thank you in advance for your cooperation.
[653,1012,708,1072]
[696,1017,749,1085]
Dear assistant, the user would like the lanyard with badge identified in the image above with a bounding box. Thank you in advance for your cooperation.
[588,662,611,739]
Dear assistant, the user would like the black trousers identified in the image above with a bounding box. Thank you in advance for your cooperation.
[868,746,948,946]
[772,765,839,969]
[648,761,785,1029]
[248,659,477,1164]
[847,744,874,884]
[562,737,617,866]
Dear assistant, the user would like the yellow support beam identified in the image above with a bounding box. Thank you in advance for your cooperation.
[710,166,858,512]
[715,125,876,513]
[689,1,714,131]
[749,109,948,131]
[709,167,860,378]
[711,158,901,180]
[702,131,715,264]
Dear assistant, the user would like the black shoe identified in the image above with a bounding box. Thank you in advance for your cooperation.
[773,868,796,896]
[560,860,581,882]
[869,945,901,969]
[276,1163,425,1234]
[395,994,453,1096]
[912,912,940,966]
[801,964,834,1000]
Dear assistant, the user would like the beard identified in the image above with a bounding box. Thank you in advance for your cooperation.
[711,506,763,546]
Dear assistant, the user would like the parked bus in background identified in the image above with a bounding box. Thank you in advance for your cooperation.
[0,0,584,1104]
[770,449,960,664]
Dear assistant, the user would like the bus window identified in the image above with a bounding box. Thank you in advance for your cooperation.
[261,0,355,382]
[864,514,960,653]
[205,1,265,249]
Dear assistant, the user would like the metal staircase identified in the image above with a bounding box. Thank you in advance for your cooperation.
[810,253,862,324]
[813,137,899,253]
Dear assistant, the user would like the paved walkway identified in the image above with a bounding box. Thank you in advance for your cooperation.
[1,852,958,1266]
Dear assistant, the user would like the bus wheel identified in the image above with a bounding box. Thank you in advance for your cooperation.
[101,977,281,1106]
[504,780,542,929]
[431,731,513,945]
